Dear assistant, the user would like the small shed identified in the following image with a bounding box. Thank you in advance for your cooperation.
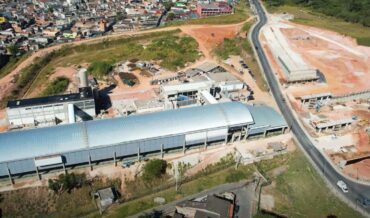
[95,187,118,211]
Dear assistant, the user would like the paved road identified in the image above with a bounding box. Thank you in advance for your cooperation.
[250,0,370,216]
[129,180,255,218]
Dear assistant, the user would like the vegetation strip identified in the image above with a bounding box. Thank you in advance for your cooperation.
[264,4,370,46]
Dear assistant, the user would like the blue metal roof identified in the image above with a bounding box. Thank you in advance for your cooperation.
[0,102,254,163]
[247,105,287,130]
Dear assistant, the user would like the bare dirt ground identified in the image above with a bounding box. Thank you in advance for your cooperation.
[261,16,370,97]
[343,159,370,182]
[180,23,243,59]
[261,14,370,182]
[287,26,369,96]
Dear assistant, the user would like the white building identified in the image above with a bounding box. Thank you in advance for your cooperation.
[6,88,96,129]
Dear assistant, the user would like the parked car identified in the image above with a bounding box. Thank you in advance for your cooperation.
[337,180,349,193]
[121,160,134,168]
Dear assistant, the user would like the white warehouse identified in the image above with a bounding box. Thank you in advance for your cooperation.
[263,26,319,83]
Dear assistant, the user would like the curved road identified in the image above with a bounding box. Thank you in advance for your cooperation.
[250,0,370,216]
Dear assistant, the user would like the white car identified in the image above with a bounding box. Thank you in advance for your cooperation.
[337,180,349,193]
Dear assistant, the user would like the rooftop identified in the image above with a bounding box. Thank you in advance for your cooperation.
[0,102,254,162]
[7,88,94,108]
[247,104,287,130]
[206,72,241,83]
[195,62,219,73]
[177,194,234,218]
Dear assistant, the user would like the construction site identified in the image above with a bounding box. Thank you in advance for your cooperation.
[261,13,370,181]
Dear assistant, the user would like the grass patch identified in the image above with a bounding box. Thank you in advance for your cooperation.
[214,38,242,59]
[264,4,370,46]
[42,76,70,96]
[0,176,120,218]
[263,150,364,218]
[107,163,255,218]
[0,54,30,79]
[357,37,370,47]
[1,30,200,108]
[242,20,254,32]
[88,61,113,80]
[166,0,250,26]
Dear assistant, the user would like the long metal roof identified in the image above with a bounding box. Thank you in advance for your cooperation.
[247,105,287,130]
[0,102,254,163]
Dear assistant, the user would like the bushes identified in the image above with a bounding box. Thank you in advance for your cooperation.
[242,21,253,32]
[88,61,113,79]
[214,38,242,60]
[142,36,199,70]
[48,173,87,194]
[14,51,58,95]
[42,76,70,96]
[268,0,370,27]
[142,159,168,182]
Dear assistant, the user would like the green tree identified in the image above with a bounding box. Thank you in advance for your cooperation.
[47,173,86,194]
[142,159,167,181]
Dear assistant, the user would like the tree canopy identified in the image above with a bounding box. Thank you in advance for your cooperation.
[268,0,370,26]
[142,159,167,181]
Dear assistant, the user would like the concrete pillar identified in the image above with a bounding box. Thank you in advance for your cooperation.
[204,132,207,149]
[224,134,228,145]
[231,134,235,143]
[35,166,41,180]
[7,168,13,185]
[183,142,186,154]
[243,133,248,141]
[161,144,164,159]
[243,128,248,141]
[113,152,117,167]
[281,127,285,134]
[62,162,66,174]
[88,154,93,171]
[263,130,267,137]
[137,147,140,161]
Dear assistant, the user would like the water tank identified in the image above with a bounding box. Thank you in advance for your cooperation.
[78,68,88,88]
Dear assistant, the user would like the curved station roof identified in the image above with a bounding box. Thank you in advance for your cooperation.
[0,102,256,162]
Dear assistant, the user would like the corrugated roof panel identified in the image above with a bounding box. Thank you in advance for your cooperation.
[86,102,253,147]
[0,123,86,162]
[0,102,254,162]
[247,105,287,130]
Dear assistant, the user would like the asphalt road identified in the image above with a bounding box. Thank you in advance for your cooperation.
[250,0,370,216]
